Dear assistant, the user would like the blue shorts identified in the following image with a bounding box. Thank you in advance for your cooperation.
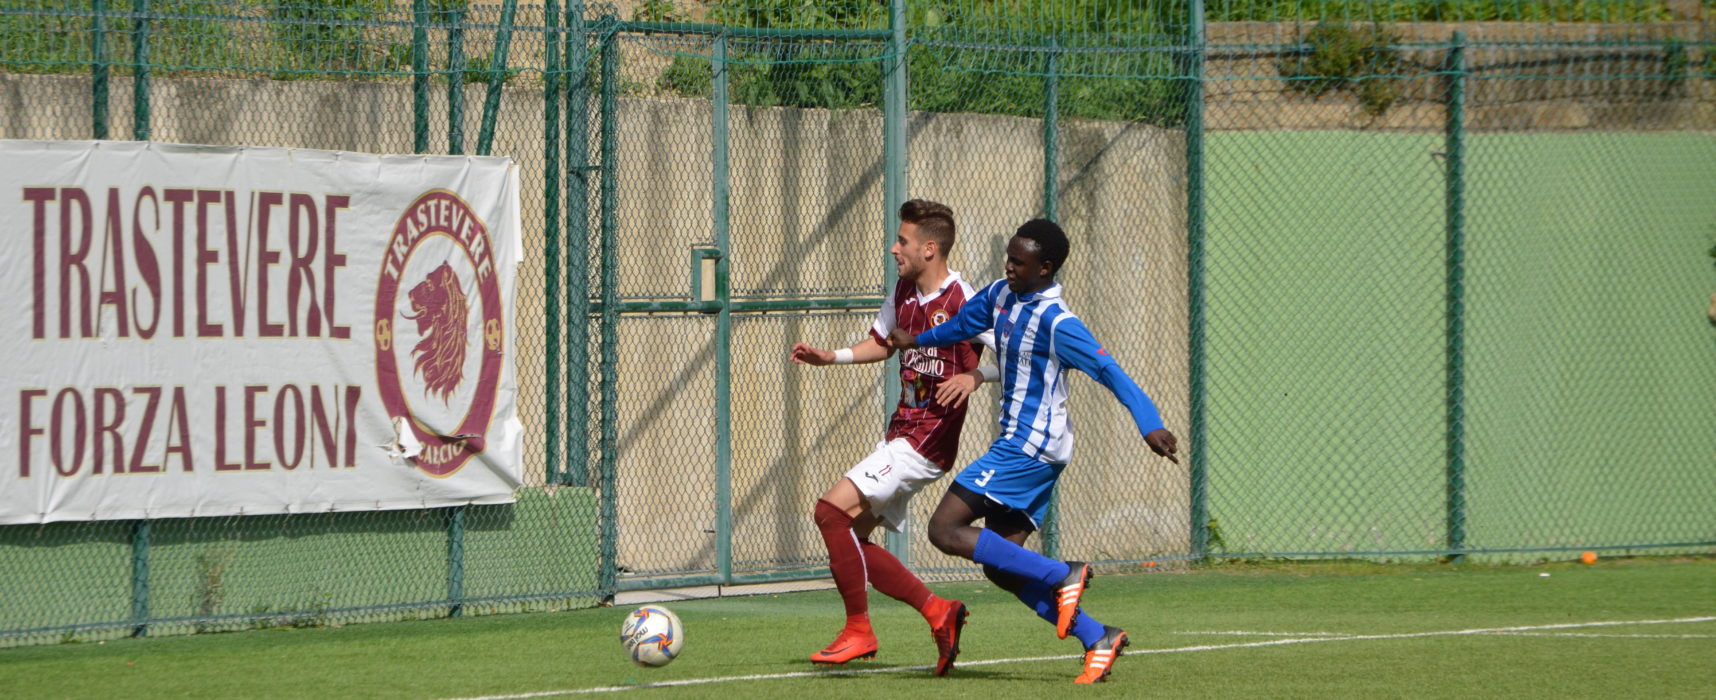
[951,439,1067,528]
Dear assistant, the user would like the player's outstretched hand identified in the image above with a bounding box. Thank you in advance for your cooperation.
[934,372,980,408]
[790,343,834,366]
[885,327,918,350]
[1144,428,1179,464]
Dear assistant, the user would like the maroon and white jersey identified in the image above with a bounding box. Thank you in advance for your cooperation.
[868,271,994,470]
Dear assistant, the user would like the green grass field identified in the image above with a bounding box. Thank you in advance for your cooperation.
[4,557,1712,698]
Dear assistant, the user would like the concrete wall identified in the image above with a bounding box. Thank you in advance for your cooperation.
[1204,21,1715,131]
[599,98,1192,575]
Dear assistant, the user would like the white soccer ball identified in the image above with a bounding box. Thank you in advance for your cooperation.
[620,605,685,667]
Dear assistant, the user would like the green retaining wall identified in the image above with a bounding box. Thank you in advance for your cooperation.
[0,487,601,645]
[1203,130,1716,560]
[1463,133,1716,556]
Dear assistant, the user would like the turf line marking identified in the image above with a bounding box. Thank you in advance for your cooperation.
[1485,632,1716,640]
[446,616,1715,699]
[1176,631,1353,637]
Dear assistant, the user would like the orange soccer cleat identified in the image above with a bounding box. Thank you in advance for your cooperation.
[924,598,969,676]
[1054,561,1092,640]
[1072,626,1130,684]
[810,626,879,665]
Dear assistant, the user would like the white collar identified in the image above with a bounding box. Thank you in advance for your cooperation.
[912,270,963,304]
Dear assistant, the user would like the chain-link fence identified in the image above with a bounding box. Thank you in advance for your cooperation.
[2,0,1712,646]
[1199,15,1716,561]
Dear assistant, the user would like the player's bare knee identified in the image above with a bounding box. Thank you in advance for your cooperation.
[927,522,963,556]
[819,477,864,511]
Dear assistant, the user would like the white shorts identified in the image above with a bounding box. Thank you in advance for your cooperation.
[844,438,946,533]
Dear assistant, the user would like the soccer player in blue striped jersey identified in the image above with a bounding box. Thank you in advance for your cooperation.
[886,218,1179,684]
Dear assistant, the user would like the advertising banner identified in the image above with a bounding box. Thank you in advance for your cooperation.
[0,140,524,524]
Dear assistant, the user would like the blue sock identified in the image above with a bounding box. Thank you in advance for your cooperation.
[1069,613,1107,648]
[1017,580,1058,623]
[1017,579,1107,647]
[972,529,1071,587]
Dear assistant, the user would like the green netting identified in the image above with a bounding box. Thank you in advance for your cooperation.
[2,0,1713,646]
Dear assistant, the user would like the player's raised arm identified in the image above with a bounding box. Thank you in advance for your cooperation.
[1050,316,1179,463]
[790,336,892,366]
[794,277,908,366]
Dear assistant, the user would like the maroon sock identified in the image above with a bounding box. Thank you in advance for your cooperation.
[860,539,933,612]
[813,499,870,624]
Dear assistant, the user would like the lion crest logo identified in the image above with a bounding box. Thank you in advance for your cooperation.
[375,190,506,478]
[404,262,469,404]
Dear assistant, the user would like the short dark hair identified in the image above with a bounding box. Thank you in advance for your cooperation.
[1014,219,1069,276]
[900,199,956,253]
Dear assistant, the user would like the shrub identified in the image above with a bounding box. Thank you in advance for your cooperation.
[1280,22,1403,116]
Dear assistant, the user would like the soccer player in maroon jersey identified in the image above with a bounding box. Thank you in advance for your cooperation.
[790,199,996,675]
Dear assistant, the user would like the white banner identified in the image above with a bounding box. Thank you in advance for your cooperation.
[0,140,524,524]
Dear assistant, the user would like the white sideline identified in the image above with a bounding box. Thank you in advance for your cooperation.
[445,616,1716,699]
[1175,630,1353,637]
[1487,631,1716,639]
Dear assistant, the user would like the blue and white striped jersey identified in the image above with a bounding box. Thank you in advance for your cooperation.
[915,280,1164,464]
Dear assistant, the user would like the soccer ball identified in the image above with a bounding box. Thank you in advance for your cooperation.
[620,605,684,667]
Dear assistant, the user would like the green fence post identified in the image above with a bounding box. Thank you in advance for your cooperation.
[712,33,734,584]
[881,0,910,563]
[447,505,466,617]
[1042,35,1059,222]
[1443,31,1468,563]
[91,0,108,139]
[412,0,430,153]
[596,16,620,598]
[130,520,149,637]
[564,3,592,487]
[1185,0,1210,562]
[1040,34,1061,559]
[474,0,517,156]
[542,0,565,483]
[447,4,467,155]
[882,0,906,317]
[132,0,150,141]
